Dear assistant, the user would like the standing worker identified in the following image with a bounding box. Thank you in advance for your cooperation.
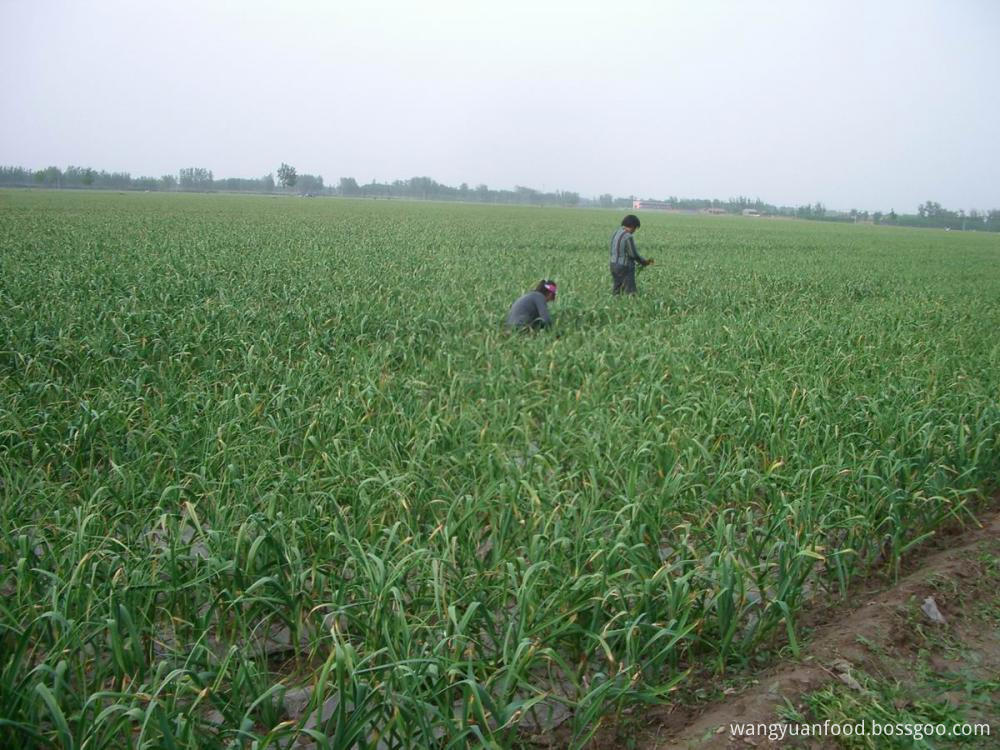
[609,214,653,295]
[504,280,557,331]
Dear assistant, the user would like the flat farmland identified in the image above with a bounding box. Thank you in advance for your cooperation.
[1,190,999,748]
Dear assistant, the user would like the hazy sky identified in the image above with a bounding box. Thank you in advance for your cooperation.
[2,0,998,213]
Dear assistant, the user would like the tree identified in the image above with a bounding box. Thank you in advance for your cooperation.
[36,166,63,187]
[64,166,97,186]
[339,177,360,196]
[515,185,541,205]
[179,167,213,190]
[297,173,324,194]
[0,166,32,185]
[918,200,942,218]
[277,163,297,189]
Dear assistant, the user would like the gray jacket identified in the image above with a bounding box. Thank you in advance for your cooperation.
[609,227,646,267]
[505,291,552,329]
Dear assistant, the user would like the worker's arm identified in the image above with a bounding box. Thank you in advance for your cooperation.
[536,297,552,327]
[627,235,649,266]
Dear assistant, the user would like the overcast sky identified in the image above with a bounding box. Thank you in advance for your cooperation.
[2,0,998,213]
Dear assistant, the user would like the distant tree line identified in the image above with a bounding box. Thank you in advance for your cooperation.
[0,165,322,196]
[0,165,581,206]
[635,194,1000,232]
[784,200,1000,231]
[334,176,583,207]
[886,200,1000,232]
[2,164,997,230]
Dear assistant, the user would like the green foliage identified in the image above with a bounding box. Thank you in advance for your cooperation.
[277,163,297,189]
[785,667,996,748]
[179,167,214,190]
[1,191,999,747]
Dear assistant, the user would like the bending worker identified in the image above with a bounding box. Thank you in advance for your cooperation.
[609,214,652,294]
[504,280,557,331]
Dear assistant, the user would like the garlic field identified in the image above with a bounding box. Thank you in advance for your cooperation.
[2,190,998,748]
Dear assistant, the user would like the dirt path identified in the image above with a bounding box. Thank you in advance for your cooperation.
[622,510,1000,749]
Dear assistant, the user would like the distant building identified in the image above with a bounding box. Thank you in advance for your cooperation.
[703,207,726,214]
[742,208,760,216]
[632,199,674,211]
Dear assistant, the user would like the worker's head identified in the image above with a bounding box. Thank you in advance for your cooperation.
[536,279,557,302]
[622,214,640,232]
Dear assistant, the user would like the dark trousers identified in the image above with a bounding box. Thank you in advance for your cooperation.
[610,263,637,294]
